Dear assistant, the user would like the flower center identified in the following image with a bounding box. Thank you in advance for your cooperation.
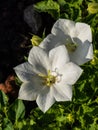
[38,69,62,87]
[65,42,78,52]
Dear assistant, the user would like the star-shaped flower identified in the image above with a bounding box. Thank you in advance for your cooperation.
[40,19,93,65]
[14,45,83,112]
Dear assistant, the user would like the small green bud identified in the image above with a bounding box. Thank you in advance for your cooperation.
[87,3,98,14]
[90,58,96,65]
[31,35,42,46]
[30,119,35,125]
[22,120,27,125]
[94,50,98,55]
[67,113,74,123]
[90,49,98,65]
[17,122,23,129]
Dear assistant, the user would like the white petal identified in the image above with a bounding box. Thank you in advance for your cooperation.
[69,38,93,65]
[49,45,70,71]
[53,84,72,101]
[36,87,55,113]
[40,34,63,51]
[52,19,75,36]
[86,43,93,59]
[28,46,51,74]
[60,62,83,85]
[18,76,42,101]
[40,33,72,52]
[14,62,35,82]
[75,22,92,42]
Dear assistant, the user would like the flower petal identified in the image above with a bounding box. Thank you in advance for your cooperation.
[51,19,75,36]
[86,43,93,59]
[76,22,92,42]
[40,33,72,52]
[18,76,42,101]
[60,62,83,85]
[14,62,35,82]
[52,19,92,43]
[36,87,55,113]
[40,34,63,51]
[53,84,72,101]
[28,46,51,75]
[69,38,93,65]
[49,45,70,71]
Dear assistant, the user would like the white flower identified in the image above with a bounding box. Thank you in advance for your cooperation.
[40,19,93,65]
[14,45,83,113]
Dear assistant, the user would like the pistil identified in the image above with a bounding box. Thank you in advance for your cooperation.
[65,42,78,52]
[38,70,62,87]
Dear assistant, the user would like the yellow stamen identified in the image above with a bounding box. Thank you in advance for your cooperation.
[65,43,78,52]
[38,70,58,87]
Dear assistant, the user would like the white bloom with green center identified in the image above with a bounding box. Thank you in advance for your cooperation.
[14,45,83,113]
[40,19,93,65]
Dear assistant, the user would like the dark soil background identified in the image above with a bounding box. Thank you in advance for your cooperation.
[0,0,55,116]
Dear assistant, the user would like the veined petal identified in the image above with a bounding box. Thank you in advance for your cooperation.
[75,22,92,42]
[40,33,72,52]
[14,62,35,82]
[18,76,42,101]
[49,45,70,71]
[53,84,72,101]
[36,87,55,113]
[69,38,93,65]
[51,19,75,36]
[60,62,83,85]
[40,34,63,51]
[28,46,51,75]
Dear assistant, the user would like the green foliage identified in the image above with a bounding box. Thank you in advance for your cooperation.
[34,0,60,19]
[34,0,98,24]
[8,99,25,122]
[2,118,14,130]
[0,91,8,110]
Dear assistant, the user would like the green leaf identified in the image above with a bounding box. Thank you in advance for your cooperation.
[34,0,60,19]
[90,106,98,116]
[2,118,14,130]
[8,99,25,122]
[82,104,94,113]
[57,0,66,6]
[0,91,8,109]
[89,118,98,130]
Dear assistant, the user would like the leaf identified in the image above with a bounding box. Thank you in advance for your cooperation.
[89,118,98,130]
[90,106,98,116]
[34,0,60,19]
[57,0,66,6]
[8,99,25,122]
[0,90,8,109]
[2,118,14,130]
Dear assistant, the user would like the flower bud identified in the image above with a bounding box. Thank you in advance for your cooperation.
[67,113,74,123]
[87,3,98,14]
[31,35,42,46]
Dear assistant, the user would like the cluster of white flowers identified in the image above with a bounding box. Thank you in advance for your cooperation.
[14,19,93,113]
